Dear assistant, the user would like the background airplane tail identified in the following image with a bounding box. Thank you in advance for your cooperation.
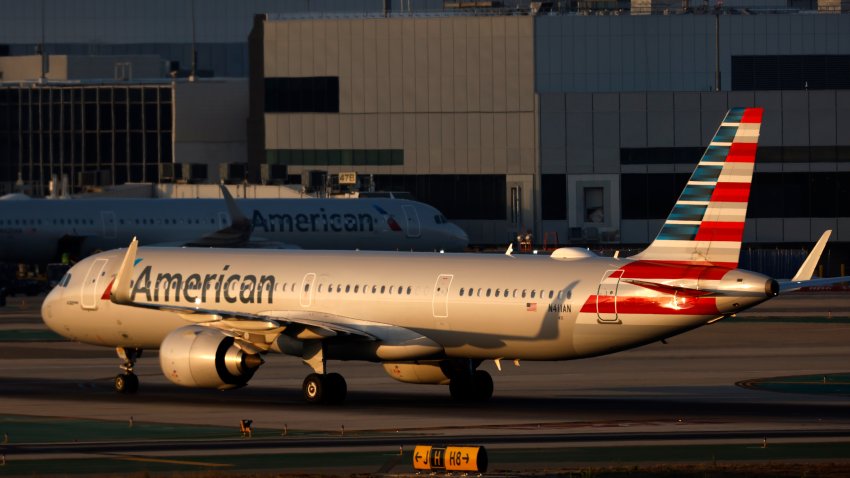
[633,107,763,268]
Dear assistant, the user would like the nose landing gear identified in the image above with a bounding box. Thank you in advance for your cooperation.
[114,347,142,394]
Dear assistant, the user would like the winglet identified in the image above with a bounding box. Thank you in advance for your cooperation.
[219,184,249,226]
[791,230,831,282]
[110,237,138,305]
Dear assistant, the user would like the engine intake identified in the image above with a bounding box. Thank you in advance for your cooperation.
[159,325,263,390]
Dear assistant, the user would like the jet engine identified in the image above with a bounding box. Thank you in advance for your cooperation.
[159,325,263,390]
[382,362,451,385]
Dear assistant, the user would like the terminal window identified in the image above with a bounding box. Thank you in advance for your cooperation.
[264,77,339,113]
[732,55,850,91]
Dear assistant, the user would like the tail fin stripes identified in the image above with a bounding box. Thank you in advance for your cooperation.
[633,107,763,268]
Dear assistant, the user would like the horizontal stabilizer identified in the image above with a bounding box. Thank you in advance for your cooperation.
[778,230,850,293]
[779,276,850,293]
[622,279,714,297]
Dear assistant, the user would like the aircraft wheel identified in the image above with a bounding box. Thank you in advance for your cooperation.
[449,376,473,401]
[115,373,139,394]
[325,373,347,404]
[302,373,325,403]
[472,370,494,401]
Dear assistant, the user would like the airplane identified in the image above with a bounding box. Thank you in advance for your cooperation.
[39,107,849,403]
[0,190,468,264]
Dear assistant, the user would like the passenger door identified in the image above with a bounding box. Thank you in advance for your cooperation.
[402,205,421,238]
[81,258,109,310]
[596,269,623,324]
[100,211,117,239]
[300,273,317,307]
[432,274,453,328]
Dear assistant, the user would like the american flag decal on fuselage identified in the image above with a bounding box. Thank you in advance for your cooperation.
[633,107,763,269]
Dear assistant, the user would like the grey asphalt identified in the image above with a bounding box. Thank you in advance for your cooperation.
[0,292,849,471]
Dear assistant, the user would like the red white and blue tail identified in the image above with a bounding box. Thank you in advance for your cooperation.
[633,107,763,268]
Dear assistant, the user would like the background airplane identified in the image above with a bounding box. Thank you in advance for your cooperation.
[39,108,849,404]
[0,191,468,264]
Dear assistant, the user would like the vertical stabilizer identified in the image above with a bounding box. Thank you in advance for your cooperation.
[633,107,763,268]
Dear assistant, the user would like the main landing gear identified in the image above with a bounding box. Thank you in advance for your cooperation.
[302,372,347,404]
[301,342,347,404]
[114,347,142,394]
[449,370,493,402]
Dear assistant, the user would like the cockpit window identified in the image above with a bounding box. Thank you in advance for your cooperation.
[59,273,72,287]
[434,215,448,224]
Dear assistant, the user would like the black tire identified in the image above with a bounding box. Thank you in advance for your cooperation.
[324,373,347,404]
[450,371,493,402]
[302,373,325,403]
[472,370,494,401]
[449,376,473,401]
[115,373,139,394]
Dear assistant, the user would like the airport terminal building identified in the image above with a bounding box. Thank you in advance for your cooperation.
[1,1,850,269]
[247,7,850,270]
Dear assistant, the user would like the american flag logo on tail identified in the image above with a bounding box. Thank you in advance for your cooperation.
[633,107,763,269]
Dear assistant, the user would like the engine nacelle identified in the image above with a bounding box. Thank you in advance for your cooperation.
[383,362,451,385]
[159,325,263,390]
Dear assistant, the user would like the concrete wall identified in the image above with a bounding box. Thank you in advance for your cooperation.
[174,79,249,181]
[262,16,536,176]
[539,90,850,245]
[535,14,850,93]
[0,55,67,81]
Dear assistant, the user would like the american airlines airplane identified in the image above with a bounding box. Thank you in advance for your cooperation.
[40,108,848,403]
[0,190,468,263]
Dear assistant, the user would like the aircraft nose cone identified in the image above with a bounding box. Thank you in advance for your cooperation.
[447,223,469,251]
[41,286,64,336]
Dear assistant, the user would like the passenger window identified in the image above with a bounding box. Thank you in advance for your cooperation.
[345,285,351,293]
[380,285,386,294]
[486,288,491,297]
[336,285,342,293]
[397,286,402,294]
[406,286,412,295]
[459,288,465,297]
[318,284,324,293]
[354,285,359,293]
[531,290,536,298]
[522,289,527,298]
[495,289,500,297]
[304,284,310,292]
[372,285,377,293]
[549,290,554,299]
[557,290,563,299]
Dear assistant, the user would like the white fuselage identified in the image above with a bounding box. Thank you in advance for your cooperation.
[41,247,775,362]
[0,197,468,263]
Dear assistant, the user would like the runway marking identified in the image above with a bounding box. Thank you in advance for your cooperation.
[105,454,232,467]
[737,373,850,395]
